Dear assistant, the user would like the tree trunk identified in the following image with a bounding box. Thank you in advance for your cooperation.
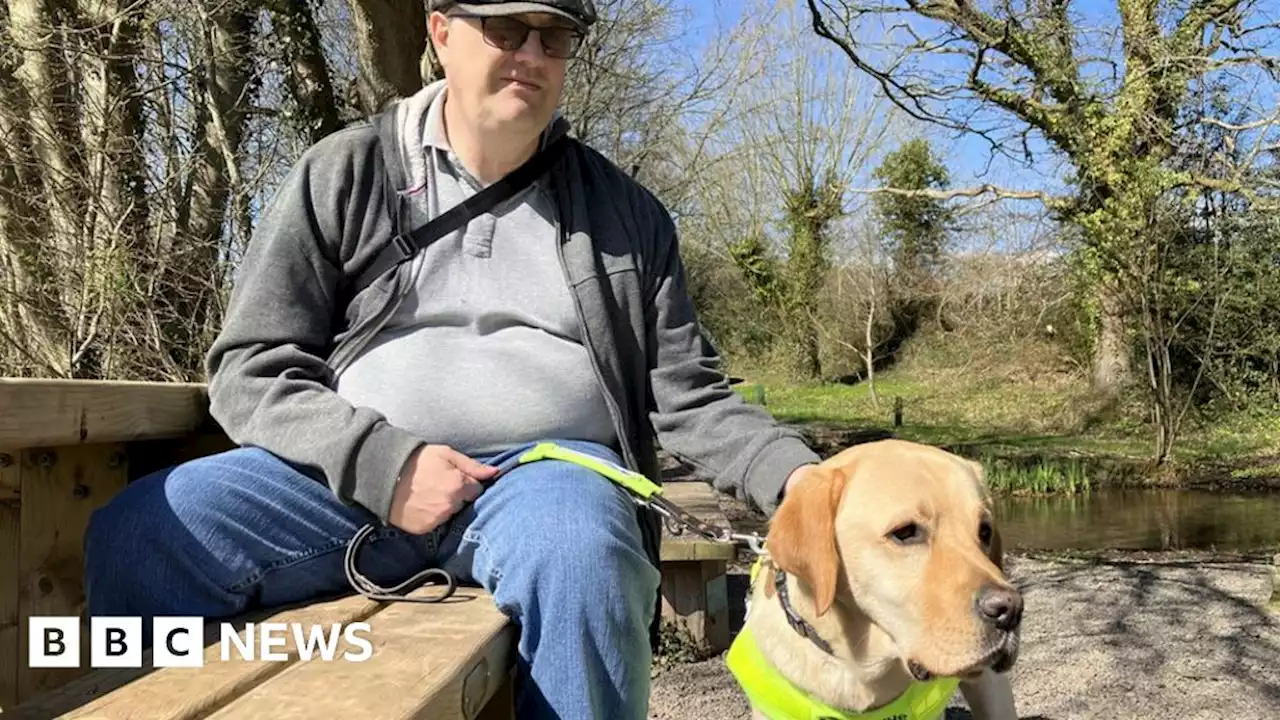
[7,0,90,376]
[864,289,878,408]
[0,54,62,375]
[347,0,427,113]
[796,323,821,381]
[268,0,343,144]
[1092,279,1131,392]
[77,0,151,377]
[162,0,256,378]
[10,0,86,248]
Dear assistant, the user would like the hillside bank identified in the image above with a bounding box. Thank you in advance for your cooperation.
[733,367,1280,494]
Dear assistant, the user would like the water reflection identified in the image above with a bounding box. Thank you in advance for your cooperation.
[993,489,1280,552]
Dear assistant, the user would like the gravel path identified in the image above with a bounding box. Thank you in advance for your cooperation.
[648,551,1280,720]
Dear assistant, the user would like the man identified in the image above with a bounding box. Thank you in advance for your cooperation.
[83,1,821,717]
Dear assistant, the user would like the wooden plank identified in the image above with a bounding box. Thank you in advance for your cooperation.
[660,560,730,654]
[0,378,210,449]
[16,444,129,704]
[474,675,515,720]
[10,593,383,720]
[207,588,516,720]
[658,482,735,562]
[0,451,17,501]
[0,452,19,712]
[660,539,736,562]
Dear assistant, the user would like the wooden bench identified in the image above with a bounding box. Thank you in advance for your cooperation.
[6,586,515,720]
[1,378,737,717]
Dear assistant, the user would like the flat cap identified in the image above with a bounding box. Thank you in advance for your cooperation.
[428,0,597,31]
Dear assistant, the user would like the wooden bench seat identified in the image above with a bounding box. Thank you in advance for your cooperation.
[1,379,743,717]
[9,585,515,720]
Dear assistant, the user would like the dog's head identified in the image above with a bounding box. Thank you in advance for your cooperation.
[765,439,1021,681]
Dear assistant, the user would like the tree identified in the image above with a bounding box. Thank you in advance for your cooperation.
[871,138,956,350]
[1,0,261,379]
[2,0,753,381]
[806,0,1280,461]
[702,0,902,380]
[806,0,1280,393]
[346,0,428,112]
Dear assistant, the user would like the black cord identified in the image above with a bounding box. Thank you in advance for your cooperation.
[343,523,457,603]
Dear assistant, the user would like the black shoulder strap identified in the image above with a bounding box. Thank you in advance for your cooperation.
[351,124,571,296]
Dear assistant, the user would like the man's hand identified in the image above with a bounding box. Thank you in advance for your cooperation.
[388,444,499,535]
[783,463,818,497]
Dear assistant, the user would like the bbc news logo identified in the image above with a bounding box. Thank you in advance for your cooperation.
[29,617,373,668]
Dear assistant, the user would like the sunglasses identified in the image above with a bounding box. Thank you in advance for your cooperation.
[450,13,585,59]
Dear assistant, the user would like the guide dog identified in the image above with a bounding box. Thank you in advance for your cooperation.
[726,439,1022,720]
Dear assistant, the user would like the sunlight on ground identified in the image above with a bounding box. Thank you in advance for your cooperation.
[732,368,1280,472]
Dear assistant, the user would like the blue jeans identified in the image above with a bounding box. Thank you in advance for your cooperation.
[83,439,661,720]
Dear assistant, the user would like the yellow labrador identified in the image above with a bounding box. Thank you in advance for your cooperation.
[727,439,1022,720]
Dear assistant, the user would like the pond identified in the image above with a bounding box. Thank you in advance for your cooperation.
[992,488,1280,553]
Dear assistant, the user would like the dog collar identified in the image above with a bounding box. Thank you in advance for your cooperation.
[726,626,959,720]
[749,556,833,656]
[774,567,835,654]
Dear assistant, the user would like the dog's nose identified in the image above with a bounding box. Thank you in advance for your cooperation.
[975,584,1022,631]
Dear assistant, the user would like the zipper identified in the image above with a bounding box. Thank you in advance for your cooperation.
[553,210,637,473]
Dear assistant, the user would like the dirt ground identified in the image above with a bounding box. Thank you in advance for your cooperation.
[648,546,1280,720]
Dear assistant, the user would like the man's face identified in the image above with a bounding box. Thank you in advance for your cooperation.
[430,11,579,138]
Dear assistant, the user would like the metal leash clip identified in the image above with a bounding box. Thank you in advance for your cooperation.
[724,531,768,556]
[644,493,768,556]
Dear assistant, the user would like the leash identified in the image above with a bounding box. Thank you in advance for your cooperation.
[342,442,768,604]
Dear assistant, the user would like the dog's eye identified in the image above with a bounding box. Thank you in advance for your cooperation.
[889,523,923,544]
[979,521,993,545]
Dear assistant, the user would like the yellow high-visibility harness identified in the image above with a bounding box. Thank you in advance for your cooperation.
[725,559,958,720]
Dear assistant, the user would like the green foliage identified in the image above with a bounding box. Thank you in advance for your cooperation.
[679,237,777,361]
[979,455,1093,496]
[871,138,954,284]
[1063,241,1103,368]
[782,169,843,300]
[726,170,847,381]
[727,232,784,307]
[1162,201,1280,413]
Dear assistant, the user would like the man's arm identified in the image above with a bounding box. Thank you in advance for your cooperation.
[642,203,820,517]
[203,126,422,524]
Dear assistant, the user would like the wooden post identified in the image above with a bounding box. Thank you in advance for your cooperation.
[0,379,212,711]
[1270,553,1279,613]
[660,558,731,655]
[17,445,129,701]
[738,382,766,406]
[657,482,736,655]
[893,396,903,427]
[0,451,18,711]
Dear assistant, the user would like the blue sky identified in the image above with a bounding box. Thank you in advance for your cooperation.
[669,0,1072,208]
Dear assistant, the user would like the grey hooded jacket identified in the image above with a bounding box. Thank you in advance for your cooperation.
[203,84,820,567]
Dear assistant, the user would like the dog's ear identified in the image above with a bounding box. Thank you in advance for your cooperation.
[764,464,849,616]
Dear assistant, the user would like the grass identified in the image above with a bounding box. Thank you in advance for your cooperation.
[730,365,1280,495]
[978,454,1093,495]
